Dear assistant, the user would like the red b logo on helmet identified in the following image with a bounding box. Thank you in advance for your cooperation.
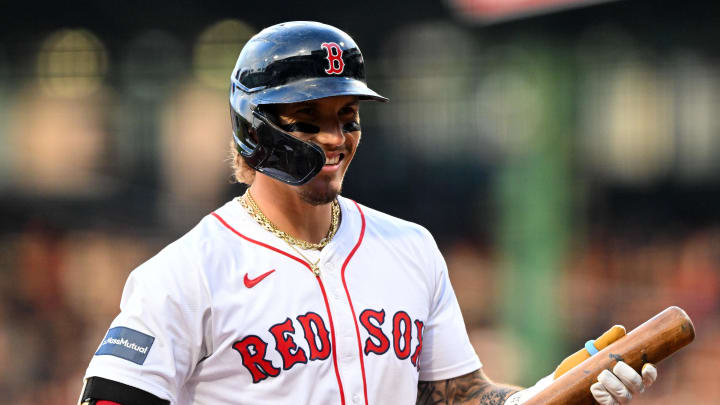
[321,42,344,75]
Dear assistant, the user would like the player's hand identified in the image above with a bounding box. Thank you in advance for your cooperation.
[504,362,657,405]
[590,362,657,404]
[503,374,553,405]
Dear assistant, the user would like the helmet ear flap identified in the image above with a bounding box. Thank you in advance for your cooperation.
[230,104,325,185]
[247,127,258,143]
[230,106,258,155]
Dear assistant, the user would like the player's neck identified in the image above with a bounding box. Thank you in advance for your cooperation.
[247,179,334,245]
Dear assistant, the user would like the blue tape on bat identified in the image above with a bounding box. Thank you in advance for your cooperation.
[585,339,599,356]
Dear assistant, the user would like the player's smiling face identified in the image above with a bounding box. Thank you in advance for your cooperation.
[273,95,361,205]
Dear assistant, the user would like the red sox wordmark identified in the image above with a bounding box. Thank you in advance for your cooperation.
[233,308,424,383]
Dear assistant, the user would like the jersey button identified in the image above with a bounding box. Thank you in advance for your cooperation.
[334,288,343,299]
[353,394,361,403]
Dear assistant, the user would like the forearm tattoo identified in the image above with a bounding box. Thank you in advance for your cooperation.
[416,369,521,405]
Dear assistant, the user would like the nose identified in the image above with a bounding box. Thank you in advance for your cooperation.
[313,120,345,148]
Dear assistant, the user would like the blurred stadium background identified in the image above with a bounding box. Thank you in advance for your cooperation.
[1,0,719,403]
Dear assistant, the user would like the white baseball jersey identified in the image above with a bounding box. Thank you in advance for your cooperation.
[84,196,481,405]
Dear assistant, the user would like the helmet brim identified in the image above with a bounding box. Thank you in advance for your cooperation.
[252,77,388,105]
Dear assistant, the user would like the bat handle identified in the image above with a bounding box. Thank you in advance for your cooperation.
[554,325,626,378]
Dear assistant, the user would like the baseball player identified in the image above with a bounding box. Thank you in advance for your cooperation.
[80,22,657,405]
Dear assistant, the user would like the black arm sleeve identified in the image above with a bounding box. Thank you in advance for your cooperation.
[80,377,170,405]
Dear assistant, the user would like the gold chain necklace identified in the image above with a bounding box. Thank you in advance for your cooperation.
[239,191,340,252]
[285,244,322,277]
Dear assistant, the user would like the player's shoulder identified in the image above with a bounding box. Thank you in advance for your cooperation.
[174,200,238,251]
[129,200,241,281]
[340,196,436,245]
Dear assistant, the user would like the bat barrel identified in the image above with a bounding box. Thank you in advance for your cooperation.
[524,306,695,405]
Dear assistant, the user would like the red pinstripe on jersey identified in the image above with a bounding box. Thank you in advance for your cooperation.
[340,201,369,405]
[211,211,349,405]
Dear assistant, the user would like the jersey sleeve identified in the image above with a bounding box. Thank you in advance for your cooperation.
[84,240,213,403]
[417,231,482,381]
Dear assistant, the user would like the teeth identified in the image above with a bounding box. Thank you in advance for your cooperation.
[325,156,340,165]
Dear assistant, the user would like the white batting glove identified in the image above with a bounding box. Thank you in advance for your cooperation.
[504,362,657,405]
[590,362,657,405]
[503,374,554,405]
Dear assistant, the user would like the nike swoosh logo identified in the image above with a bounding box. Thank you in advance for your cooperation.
[244,269,276,288]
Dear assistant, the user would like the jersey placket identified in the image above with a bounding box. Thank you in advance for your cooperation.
[319,200,368,405]
[319,250,366,405]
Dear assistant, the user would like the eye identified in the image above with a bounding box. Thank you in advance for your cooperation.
[295,107,314,116]
[343,121,361,132]
[339,106,358,117]
[279,122,320,134]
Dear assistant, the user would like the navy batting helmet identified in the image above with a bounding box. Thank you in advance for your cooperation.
[229,21,387,185]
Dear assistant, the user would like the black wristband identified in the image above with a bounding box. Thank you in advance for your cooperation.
[81,377,169,405]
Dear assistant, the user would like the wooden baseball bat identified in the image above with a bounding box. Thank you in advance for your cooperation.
[524,306,695,405]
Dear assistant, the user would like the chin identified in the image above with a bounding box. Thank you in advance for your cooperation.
[297,176,343,206]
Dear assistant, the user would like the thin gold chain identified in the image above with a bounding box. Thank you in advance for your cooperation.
[285,244,322,277]
[239,191,340,251]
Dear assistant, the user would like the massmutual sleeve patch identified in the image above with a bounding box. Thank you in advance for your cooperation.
[95,326,155,365]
